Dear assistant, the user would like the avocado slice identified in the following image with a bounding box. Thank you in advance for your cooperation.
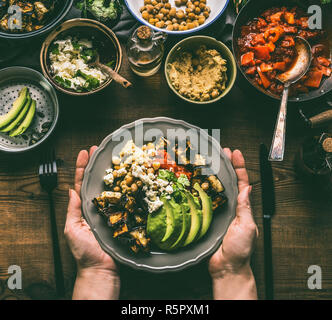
[0,87,28,129]
[147,205,167,245]
[169,200,191,250]
[161,197,182,243]
[182,192,202,247]
[194,183,214,240]
[158,198,183,250]
[0,95,32,133]
[9,99,36,137]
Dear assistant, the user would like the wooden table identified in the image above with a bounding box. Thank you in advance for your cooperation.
[1,37,332,300]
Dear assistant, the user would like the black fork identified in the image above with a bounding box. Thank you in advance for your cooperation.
[39,148,65,299]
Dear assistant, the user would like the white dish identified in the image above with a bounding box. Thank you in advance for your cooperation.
[124,0,230,35]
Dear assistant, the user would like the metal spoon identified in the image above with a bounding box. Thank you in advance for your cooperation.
[90,53,132,89]
[269,37,312,161]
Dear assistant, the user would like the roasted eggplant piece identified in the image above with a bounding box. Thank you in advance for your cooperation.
[108,211,128,228]
[208,175,224,193]
[93,191,122,207]
[212,193,228,211]
[113,223,129,238]
[130,227,150,251]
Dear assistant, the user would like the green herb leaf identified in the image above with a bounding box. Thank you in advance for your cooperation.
[158,169,177,182]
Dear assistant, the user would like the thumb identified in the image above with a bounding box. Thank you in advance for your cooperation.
[66,189,82,224]
[236,185,254,221]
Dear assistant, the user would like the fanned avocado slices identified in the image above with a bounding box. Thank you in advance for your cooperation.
[0,95,32,133]
[9,99,36,137]
[0,87,28,129]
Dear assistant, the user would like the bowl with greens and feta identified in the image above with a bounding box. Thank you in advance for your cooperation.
[40,18,122,96]
[81,117,238,272]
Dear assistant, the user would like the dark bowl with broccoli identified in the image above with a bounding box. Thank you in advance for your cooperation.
[40,18,122,96]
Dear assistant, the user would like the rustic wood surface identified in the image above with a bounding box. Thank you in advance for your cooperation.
[0,36,332,300]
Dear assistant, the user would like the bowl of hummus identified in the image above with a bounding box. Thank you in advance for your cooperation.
[165,36,237,104]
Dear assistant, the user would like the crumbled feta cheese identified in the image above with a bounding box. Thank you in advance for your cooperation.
[145,197,163,213]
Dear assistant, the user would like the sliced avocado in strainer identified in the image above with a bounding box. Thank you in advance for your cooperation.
[0,95,32,133]
[9,99,36,137]
[0,87,28,129]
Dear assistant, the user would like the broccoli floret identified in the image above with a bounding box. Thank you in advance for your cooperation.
[89,0,121,21]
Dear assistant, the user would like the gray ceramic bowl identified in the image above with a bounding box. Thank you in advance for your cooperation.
[0,67,59,153]
[81,117,238,272]
[165,36,237,104]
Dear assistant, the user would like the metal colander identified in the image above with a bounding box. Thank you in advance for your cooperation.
[0,67,59,153]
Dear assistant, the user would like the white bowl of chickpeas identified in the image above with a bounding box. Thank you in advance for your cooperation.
[124,0,229,34]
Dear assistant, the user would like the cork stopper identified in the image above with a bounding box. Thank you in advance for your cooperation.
[322,137,332,153]
[137,26,152,40]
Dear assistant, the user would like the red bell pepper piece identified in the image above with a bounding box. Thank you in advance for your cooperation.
[253,46,271,60]
[273,62,286,71]
[241,52,255,66]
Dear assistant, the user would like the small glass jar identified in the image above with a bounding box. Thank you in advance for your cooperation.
[126,26,167,77]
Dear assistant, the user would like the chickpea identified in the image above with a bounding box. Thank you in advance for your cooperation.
[165,20,172,26]
[187,22,195,29]
[188,12,195,20]
[151,0,158,5]
[152,162,161,171]
[125,176,134,186]
[194,6,201,14]
[198,16,205,25]
[176,9,185,19]
[140,6,146,13]
[193,1,199,6]
[146,4,154,12]
[114,186,121,192]
[175,0,181,6]
[199,3,205,10]
[114,165,120,170]
[211,89,220,99]
[201,182,209,191]
[131,183,138,193]
[205,5,211,12]
[136,180,143,188]
[169,7,177,17]
[156,13,164,19]
[200,0,206,3]
[172,18,178,23]
[142,10,149,20]
[173,23,179,30]
[144,0,151,4]
[147,168,155,174]
[165,2,171,9]
[185,7,193,14]
[156,21,165,28]
[203,11,210,18]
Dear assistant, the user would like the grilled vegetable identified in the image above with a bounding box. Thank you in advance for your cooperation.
[108,211,128,227]
[130,227,150,250]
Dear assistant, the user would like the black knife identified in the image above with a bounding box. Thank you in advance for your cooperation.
[259,143,276,300]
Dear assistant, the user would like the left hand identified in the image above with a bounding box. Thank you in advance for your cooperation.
[65,146,117,274]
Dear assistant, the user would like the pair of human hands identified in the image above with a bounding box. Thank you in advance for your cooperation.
[65,147,258,300]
